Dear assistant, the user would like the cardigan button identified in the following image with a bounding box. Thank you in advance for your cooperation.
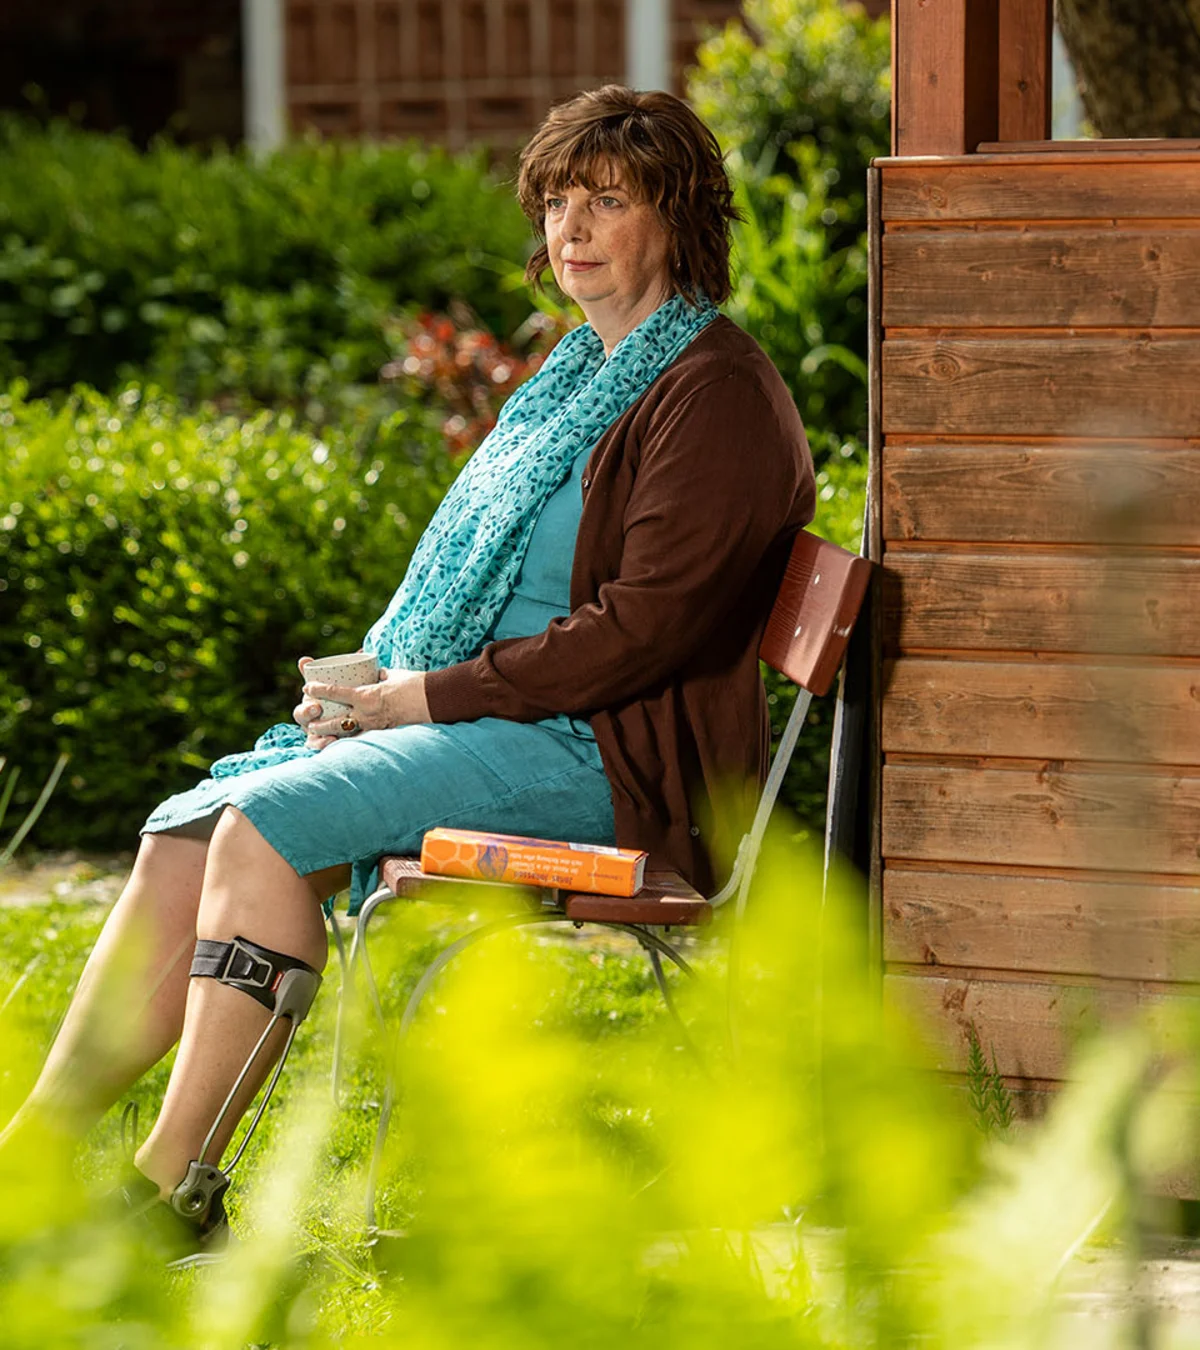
[689,826,700,837]
[581,476,591,490]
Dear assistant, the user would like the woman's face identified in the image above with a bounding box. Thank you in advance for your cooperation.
[543,163,674,349]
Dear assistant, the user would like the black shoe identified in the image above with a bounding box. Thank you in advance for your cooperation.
[113,1165,233,1269]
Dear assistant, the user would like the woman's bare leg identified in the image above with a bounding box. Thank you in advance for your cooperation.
[135,807,349,1194]
[0,831,210,1149]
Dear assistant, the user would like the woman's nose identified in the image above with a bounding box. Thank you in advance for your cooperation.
[561,201,589,241]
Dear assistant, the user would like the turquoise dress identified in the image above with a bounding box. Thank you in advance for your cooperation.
[143,445,615,912]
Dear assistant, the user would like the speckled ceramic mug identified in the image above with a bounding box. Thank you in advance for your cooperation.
[304,651,380,730]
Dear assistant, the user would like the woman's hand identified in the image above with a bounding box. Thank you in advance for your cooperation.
[301,666,430,749]
[293,656,327,748]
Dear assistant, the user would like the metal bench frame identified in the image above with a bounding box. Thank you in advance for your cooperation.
[328,529,872,1231]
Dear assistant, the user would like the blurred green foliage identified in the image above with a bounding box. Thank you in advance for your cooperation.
[0,382,456,848]
[0,117,532,407]
[1,840,1195,1346]
[690,0,890,457]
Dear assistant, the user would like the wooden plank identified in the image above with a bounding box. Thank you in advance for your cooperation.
[883,969,1197,1078]
[883,866,1200,981]
[997,0,1052,143]
[867,164,885,986]
[882,658,1200,765]
[882,337,1200,437]
[975,139,1200,155]
[892,0,998,156]
[881,160,1200,221]
[884,551,1200,657]
[882,230,1200,329]
[379,857,712,925]
[563,873,712,927]
[881,444,1200,545]
[882,763,1200,875]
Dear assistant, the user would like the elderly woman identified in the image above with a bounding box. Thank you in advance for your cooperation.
[0,85,814,1261]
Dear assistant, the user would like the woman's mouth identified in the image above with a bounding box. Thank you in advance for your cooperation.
[565,260,603,271]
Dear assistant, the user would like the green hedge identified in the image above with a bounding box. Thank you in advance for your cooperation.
[0,118,532,406]
[0,382,456,848]
[1,379,864,853]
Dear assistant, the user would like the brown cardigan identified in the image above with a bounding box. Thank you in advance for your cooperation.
[424,316,816,892]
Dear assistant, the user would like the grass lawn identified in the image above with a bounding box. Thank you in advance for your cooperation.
[5,850,1197,1350]
[0,852,718,1339]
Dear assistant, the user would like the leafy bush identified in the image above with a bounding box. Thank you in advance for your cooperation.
[723,146,871,464]
[382,305,573,457]
[0,117,533,406]
[0,382,456,848]
[689,0,890,456]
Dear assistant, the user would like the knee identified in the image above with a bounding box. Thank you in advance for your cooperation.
[202,807,304,901]
[203,807,337,915]
[133,828,210,885]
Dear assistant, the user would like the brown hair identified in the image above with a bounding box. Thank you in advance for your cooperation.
[516,85,741,307]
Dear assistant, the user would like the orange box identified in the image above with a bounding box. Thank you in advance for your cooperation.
[419,828,648,897]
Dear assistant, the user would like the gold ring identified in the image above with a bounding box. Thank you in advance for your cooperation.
[340,716,359,734]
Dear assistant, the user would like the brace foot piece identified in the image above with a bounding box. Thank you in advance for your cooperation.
[110,1164,232,1268]
[170,1159,231,1222]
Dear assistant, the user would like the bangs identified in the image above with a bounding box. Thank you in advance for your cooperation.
[521,125,662,210]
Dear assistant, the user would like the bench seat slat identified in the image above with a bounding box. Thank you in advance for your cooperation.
[376,856,712,927]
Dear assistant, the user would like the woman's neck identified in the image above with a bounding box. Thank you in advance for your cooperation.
[584,285,674,357]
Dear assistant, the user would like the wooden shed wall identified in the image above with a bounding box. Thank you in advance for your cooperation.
[282,0,745,145]
[872,149,1200,1104]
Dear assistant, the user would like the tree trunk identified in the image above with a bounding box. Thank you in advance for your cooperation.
[1057,0,1200,137]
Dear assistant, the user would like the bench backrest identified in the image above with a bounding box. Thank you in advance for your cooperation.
[759,529,873,697]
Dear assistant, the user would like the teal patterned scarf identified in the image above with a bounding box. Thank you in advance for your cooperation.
[211,292,716,780]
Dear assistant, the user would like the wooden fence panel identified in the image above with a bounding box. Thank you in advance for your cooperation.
[881,159,1200,222]
[883,970,1195,1079]
[882,658,1200,764]
[285,0,628,144]
[884,552,1200,657]
[883,866,1200,981]
[876,151,1200,1105]
[882,338,1200,438]
[883,230,1200,329]
[882,763,1200,875]
[881,444,1200,545]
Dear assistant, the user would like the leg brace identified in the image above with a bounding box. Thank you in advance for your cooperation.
[169,935,322,1223]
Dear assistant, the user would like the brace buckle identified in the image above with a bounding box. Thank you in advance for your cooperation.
[219,938,274,990]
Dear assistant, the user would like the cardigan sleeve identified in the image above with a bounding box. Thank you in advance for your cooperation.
[423,369,812,724]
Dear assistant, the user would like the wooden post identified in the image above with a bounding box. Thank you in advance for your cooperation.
[892,0,1000,155]
[997,0,1053,141]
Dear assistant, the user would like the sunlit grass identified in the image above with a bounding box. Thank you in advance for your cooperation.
[0,835,1196,1347]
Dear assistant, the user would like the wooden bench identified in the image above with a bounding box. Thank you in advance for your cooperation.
[330,528,872,1229]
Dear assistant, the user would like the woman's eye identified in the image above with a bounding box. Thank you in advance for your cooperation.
[598,196,622,208]
[545,196,565,210]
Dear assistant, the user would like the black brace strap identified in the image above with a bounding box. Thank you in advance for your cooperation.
[190,935,322,1016]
